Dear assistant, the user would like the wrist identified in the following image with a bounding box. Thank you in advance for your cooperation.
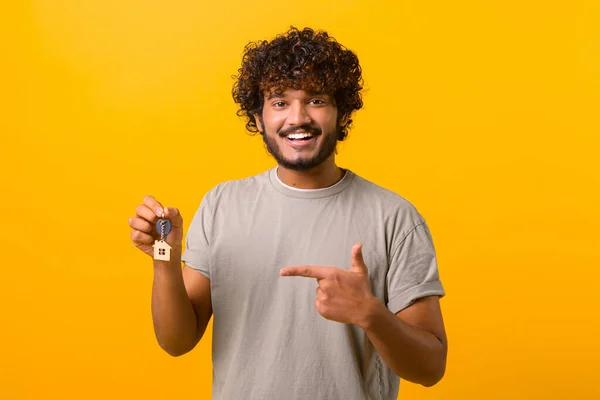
[354,295,386,330]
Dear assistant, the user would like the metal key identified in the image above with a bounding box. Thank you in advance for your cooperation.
[156,218,172,239]
[153,218,172,261]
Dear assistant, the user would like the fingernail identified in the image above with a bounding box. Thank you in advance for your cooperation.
[155,208,163,217]
[128,218,132,224]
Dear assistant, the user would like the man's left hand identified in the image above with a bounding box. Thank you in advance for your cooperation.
[280,243,377,325]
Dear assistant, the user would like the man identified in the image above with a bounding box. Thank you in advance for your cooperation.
[129,27,447,399]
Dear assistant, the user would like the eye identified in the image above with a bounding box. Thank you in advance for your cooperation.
[272,101,287,108]
[309,99,326,105]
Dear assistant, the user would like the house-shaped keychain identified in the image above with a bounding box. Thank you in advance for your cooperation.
[153,239,172,261]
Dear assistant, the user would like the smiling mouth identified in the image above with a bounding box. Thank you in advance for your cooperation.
[284,132,316,142]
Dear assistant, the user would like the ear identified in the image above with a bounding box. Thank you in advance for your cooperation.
[254,113,264,133]
[339,113,349,127]
[252,114,264,133]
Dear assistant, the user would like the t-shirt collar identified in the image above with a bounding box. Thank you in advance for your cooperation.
[269,166,355,199]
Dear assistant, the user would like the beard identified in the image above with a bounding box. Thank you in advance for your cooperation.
[262,123,339,171]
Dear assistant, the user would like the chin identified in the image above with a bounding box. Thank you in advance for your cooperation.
[264,133,336,172]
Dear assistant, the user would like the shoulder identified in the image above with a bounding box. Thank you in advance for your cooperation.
[203,169,271,205]
[347,171,426,232]
[351,172,423,213]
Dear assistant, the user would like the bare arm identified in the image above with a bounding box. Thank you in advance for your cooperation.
[130,196,212,357]
[280,243,447,387]
[358,295,447,386]
[151,258,212,356]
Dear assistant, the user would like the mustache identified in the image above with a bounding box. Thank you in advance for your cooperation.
[278,125,322,137]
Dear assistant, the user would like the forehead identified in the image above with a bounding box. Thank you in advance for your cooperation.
[265,88,330,99]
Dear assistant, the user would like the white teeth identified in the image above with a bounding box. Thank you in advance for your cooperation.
[287,133,312,139]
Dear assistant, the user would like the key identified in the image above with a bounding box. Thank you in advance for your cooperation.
[153,218,172,261]
[156,219,172,237]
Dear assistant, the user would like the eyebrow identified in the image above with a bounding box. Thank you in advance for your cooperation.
[267,92,285,100]
[266,91,328,100]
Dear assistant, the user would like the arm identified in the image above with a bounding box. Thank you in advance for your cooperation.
[130,196,212,357]
[151,256,213,357]
[357,295,447,386]
[280,242,447,386]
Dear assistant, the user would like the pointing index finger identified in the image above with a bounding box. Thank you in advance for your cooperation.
[280,266,332,279]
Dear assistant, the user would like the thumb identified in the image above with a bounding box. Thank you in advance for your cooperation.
[164,207,183,229]
[161,207,184,249]
[350,243,368,273]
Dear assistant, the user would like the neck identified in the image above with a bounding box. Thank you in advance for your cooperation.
[277,159,344,189]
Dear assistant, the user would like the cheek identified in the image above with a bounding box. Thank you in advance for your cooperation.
[315,109,338,129]
[262,112,286,133]
[321,116,338,133]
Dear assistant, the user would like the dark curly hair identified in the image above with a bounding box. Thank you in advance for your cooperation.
[232,27,364,141]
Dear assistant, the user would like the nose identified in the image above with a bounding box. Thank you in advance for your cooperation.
[287,101,312,126]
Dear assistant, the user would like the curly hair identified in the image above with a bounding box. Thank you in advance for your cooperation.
[232,27,364,141]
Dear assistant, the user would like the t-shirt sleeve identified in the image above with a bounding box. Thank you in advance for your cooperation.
[181,192,214,279]
[386,221,445,314]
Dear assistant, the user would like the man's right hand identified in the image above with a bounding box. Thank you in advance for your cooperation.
[129,195,184,258]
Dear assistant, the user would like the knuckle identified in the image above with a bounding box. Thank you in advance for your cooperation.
[303,268,312,276]
[144,219,154,232]
[131,230,148,243]
[134,230,144,241]
[136,220,150,233]
[143,195,155,204]
[316,302,326,315]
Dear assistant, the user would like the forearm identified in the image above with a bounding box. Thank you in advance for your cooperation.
[151,252,198,356]
[358,298,447,386]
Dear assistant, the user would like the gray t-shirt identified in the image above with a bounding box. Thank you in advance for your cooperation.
[182,167,445,400]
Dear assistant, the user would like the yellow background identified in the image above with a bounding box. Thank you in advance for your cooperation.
[2,1,599,399]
